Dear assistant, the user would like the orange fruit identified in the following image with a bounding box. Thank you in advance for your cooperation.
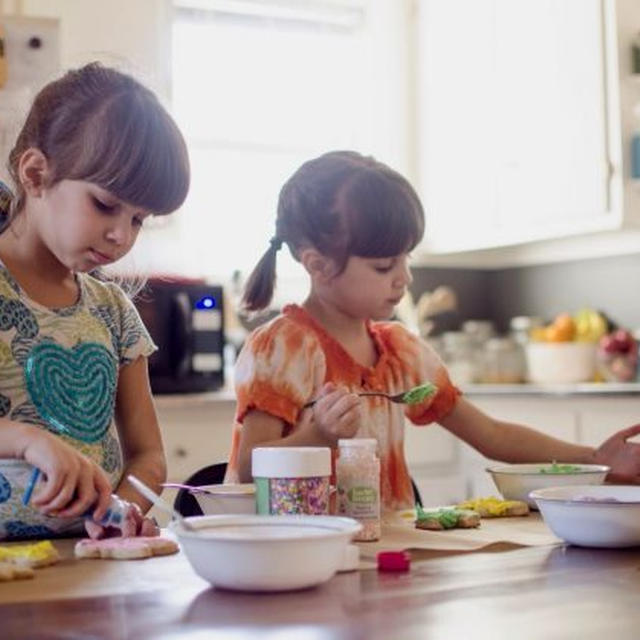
[552,313,575,341]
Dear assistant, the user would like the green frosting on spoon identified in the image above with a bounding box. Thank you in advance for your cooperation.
[402,383,437,405]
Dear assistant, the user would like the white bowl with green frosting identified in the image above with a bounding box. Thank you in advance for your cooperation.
[486,462,609,508]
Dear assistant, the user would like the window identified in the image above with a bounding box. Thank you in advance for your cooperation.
[168,0,410,304]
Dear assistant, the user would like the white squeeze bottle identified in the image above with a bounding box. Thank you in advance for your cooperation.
[336,438,381,541]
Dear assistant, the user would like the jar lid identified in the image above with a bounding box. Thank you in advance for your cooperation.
[252,447,331,478]
[338,438,377,451]
[484,337,518,351]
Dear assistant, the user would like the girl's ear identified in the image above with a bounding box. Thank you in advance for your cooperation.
[299,248,336,283]
[17,148,50,197]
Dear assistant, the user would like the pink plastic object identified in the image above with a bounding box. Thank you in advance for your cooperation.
[377,550,411,572]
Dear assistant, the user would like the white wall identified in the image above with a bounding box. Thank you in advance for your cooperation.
[4,0,171,96]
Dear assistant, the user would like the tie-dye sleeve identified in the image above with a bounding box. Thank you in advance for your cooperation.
[403,334,461,425]
[234,317,326,426]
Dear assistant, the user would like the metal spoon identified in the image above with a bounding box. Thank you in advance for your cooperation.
[127,474,197,532]
[303,382,437,409]
[161,482,217,495]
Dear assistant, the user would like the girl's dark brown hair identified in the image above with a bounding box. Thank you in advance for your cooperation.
[6,62,189,219]
[242,150,425,312]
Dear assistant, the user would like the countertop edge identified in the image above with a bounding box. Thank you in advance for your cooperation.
[152,382,640,409]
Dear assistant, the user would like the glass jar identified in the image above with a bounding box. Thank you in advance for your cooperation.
[509,316,544,346]
[462,319,495,347]
[441,331,477,384]
[479,337,526,384]
[336,439,380,542]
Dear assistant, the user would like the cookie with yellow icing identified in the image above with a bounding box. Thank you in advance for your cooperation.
[0,540,60,568]
[456,496,529,518]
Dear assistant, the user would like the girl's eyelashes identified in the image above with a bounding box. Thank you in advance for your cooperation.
[372,254,411,273]
[373,261,395,273]
[92,196,116,212]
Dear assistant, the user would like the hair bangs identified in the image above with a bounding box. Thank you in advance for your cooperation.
[342,169,424,259]
[67,92,190,215]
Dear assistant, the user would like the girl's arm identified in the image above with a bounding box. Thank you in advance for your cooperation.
[0,418,112,517]
[236,383,362,482]
[440,397,640,482]
[439,397,595,463]
[112,356,167,510]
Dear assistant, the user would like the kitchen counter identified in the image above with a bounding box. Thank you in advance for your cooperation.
[153,382,640,409]
[463,381,640,396]
[3,527,640,639]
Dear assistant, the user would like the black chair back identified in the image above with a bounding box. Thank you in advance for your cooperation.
[173,462,228,517]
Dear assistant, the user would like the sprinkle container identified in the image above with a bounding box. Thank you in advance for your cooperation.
[336,438,381,541]
[252,447,331,515]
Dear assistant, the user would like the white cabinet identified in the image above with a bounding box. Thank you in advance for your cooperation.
[406,392,638,506]
[415,0,640,253]
[155,397,235,483]
[577,397,640,446]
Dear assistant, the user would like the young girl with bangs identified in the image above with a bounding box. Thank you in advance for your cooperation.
[227,150,640,511]
[0,62,189,539]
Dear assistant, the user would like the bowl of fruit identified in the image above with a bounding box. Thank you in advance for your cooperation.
[596,329,638,382]
[525,309,606,384]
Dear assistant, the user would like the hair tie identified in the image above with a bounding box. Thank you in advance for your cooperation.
[269,236,283,252]
[0,180,13,217]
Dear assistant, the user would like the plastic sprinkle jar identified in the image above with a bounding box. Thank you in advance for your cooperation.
[336,438,381,541]
[252,447,331,515]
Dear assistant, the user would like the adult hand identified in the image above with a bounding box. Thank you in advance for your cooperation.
[307,382,362,443]
[19,426,112,518]
[593,424,640,483]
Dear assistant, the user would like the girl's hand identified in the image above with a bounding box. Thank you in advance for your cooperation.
[306,383,362,443]
[593,424,640,483]
[84,500,160,539]
[19,426,112,518]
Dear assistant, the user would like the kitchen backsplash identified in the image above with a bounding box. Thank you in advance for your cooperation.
[411,252,640,335]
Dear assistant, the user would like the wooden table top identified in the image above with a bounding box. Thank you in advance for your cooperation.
[2,535,640,640]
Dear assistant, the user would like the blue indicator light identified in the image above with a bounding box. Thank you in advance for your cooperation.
[195,296,216,310]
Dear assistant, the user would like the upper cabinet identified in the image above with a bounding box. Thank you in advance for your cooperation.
[415,0,640,254]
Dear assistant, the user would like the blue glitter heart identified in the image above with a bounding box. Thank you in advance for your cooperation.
[0,472,10,503]
[24,342,117,443]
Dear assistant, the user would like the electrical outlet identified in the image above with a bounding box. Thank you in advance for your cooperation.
[0,16,60,185]
[1,15,60,92]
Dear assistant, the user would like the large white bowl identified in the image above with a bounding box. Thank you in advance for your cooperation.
[193,484,256,515]
[531,485,640,548]
[487,463,609,508]
[525,342,597,383]
[169,514,361,592]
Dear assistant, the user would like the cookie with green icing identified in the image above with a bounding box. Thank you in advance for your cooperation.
[415,505,480,530]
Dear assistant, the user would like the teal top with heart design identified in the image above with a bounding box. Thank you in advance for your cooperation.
[0,264,156,540]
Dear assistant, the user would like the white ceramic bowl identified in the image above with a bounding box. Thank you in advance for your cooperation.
[487,463,609,508]
[525,342,597,383]
[531,485,640,548]
[169,514,362,592]
[193,484,256,515]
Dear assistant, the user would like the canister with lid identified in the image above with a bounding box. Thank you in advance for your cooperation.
[336,438,381,541]
[252,447,331,515]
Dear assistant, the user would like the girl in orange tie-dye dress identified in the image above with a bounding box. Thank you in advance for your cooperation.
[225,151,640,510]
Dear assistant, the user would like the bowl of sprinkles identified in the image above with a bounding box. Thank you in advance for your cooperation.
[486,462,610,508]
